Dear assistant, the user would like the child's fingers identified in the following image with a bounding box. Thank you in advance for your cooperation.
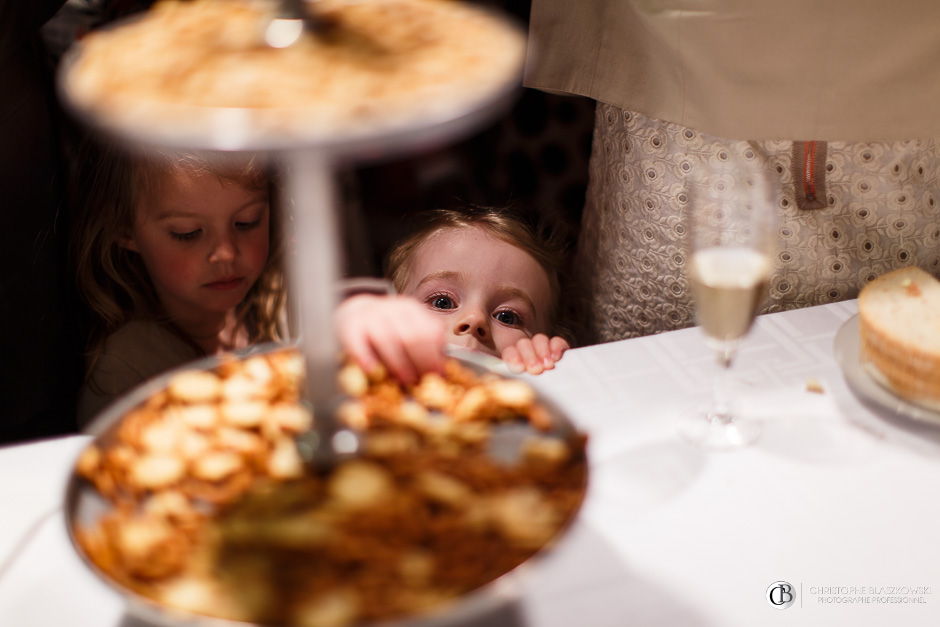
[513,339,543,375]
[529,333,554,369]
[548,336,570,362]
[369,324,420,385]
[338,321,381,376]
[501,345,525,373]
[392,315,446,377]
[334,295,378,371]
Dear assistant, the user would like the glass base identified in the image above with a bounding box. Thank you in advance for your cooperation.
[678,408,761,450]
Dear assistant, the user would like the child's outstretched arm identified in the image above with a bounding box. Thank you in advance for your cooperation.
[501,334,570,375]
[336,293,447,385]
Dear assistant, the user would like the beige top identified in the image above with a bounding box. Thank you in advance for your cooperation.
[526,0,940,141]
[78,320,201,427]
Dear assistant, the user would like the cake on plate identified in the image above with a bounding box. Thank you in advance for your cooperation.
[858,266,940,409]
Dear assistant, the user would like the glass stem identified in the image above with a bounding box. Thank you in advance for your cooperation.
[709,344,735,424]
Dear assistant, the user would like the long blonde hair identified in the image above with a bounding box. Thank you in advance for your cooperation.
[386,206,567,330]
[72,139,285,364]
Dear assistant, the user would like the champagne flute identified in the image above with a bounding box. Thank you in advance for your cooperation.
[679,157,774,449]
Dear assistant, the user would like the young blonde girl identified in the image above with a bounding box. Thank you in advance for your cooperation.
[74,140,449,423]
[380,206,571,374]
[73,140,285,423]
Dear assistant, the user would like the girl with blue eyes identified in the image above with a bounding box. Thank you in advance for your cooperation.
[380,207,571,375]
[73,143,287,423]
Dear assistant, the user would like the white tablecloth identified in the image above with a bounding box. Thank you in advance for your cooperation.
[2,300,939,626]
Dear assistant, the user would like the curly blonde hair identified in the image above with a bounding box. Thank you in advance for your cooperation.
[385,206,567,330]
[72,140,286,364]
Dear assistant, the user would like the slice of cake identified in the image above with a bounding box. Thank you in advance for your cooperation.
[858,266,940,408]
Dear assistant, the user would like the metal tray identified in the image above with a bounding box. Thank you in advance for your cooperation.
[64,347,588,627]
[56,2,525,159]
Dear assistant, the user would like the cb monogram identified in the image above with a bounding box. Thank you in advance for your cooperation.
[767,581,796,609]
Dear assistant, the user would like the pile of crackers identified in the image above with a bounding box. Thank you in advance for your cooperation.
[75,350,587,626]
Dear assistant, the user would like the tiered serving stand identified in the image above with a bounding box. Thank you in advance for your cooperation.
[58,1,526,464]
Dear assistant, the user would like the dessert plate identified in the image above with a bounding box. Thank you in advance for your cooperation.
[833,314,940,427]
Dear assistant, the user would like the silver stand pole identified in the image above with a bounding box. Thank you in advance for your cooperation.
[282,148,352,468]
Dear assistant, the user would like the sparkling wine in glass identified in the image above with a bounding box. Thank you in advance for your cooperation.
[679,163,774,448]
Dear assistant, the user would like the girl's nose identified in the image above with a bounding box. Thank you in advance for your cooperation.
[208,236,237,264]
[454,310,489,340]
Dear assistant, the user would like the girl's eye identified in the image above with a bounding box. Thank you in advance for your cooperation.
[493,309,523,327]
[428,294,456,310]
[235,218,262,231]
[170,229,201,241]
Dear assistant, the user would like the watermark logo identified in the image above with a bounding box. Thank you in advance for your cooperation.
[767,581,796,609]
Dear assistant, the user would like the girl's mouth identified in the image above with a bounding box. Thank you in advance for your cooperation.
[203,277,245,291]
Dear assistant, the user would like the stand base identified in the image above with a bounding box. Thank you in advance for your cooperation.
[678,409,761,450]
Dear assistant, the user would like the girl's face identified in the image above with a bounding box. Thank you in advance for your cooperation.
[401,225,554,357]
[123,168,270,327]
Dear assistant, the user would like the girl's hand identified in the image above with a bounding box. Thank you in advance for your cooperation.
[501,334,569,375]
[336,294,446,385]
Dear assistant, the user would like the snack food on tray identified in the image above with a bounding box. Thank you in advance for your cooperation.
[63,0,525,142]
[858,266,940,408]
[73,349,587,625]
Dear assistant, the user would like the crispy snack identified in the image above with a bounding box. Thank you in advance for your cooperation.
[63,0,526,144]
[74,349,587,626]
